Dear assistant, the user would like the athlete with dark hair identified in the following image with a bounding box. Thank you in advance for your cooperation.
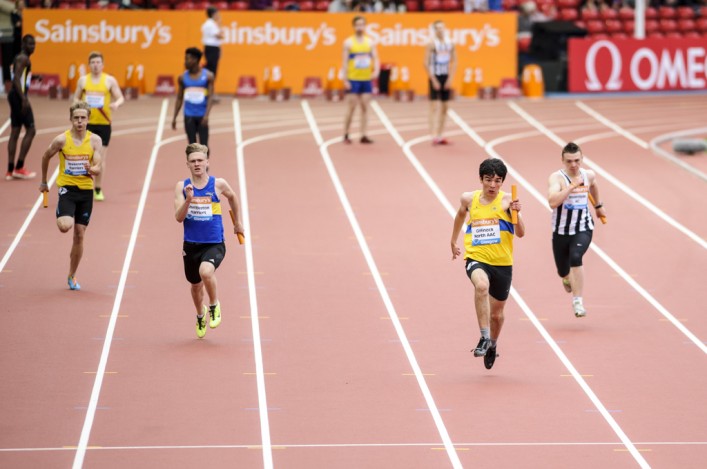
[172,47,215,147]
[451,158,525,369]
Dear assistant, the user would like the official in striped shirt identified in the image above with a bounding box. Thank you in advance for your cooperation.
[547,142,607,318]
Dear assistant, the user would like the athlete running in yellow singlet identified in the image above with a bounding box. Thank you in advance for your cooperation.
[73,51,124,201]
[39,102,103,291]
[451,158,524,370]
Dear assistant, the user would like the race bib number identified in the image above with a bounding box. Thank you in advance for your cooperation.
[471,218,501,246]
[64,154,89,176]
[564,185,589,210]
[187,196,213,221]
[354,55,371,70]
[184,87,206,104]
[85,91,105,108]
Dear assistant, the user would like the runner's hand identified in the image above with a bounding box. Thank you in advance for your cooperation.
[184,184,194,200]
[171,118,177,131]
[234,221,244,236]
[344,80,351,91]
[510,199,522,213]
[596,206,607,219]
[201,115,209,126]
[110,102,119,110]
[38,182,48,193]
[451,242,461,260]
[570,176,583,189]
[431,79,440,91]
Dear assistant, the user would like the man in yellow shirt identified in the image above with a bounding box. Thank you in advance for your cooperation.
[450,158,524,369]
[39,102,103,291]
[73,51,124,201]
[341,16,379,144]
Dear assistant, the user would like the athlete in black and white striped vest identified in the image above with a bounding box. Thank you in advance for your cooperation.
[547,142,607,318]
[425,21,456,146]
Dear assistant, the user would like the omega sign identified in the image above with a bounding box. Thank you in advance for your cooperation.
[569,38,707,92]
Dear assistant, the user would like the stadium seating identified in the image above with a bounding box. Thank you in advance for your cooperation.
[645,19,659,34]
[556,0,579,9]
[698,18,707,34]
[618,7,634,20]
[610,32,628,39]
[175,1,195,9]
[605,19,622,34]
[406,0,420,11]
[299,1,314,11]
[559,8,578,22]
[600,8,618,20]
[683,31,701,39]
[423,0,441,11]
[315,0,329,11]
[645,7,658,19]
[665,31,683,39]
[677,6,695,19]
[581,9,600,21]
[229,1,250,10]
[678,19,696,34]
[623,20,634,34]
[585,20,605,35]
[659,6,676,20]
[659,19,678,34]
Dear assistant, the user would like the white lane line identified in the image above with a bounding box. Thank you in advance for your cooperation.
[449,110,707,355]
[0,166,59,273]
[302,100,463,469]
[376,103,650,469]
[509,101,707,251]
[0,118,10,136]
[576,101,650,149]
[233,100,273,469]
[3,440,703,452]
[72,99,169,469]
[648,127,707,183]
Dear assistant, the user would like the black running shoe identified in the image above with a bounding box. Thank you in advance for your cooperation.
[484,346,498,369]
[472,337,491,357]
[360,136,374,144]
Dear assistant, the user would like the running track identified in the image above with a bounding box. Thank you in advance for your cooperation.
[1,94,705,469]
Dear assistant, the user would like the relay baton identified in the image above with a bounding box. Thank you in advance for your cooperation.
[588,193,607,224]
[511,185,518,224]
[229,209,245,244]
[42,191,48,208]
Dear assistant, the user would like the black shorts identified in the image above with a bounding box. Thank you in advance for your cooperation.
[184,116,209,147]
[429,75,450,102]
[87,124,111,146]
[56,185,93,226]
[552,231,593,278]
[465,258,513,301]
[182,241,226,284]
[7,90,34,128]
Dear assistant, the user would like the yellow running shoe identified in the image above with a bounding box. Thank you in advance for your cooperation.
[94,190,105,201]
[562,278,572,293]
[209,302,221,329]
[196,306,207,338]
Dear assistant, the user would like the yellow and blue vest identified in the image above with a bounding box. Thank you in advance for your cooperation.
[464,190,514,266]
[183,176,224,243]
[347,35,373,81]
[57,130,95,190]
[82,73,112,125]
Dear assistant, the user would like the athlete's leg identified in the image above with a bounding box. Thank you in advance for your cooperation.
[437,100,448,138]
[429,99,438,137]
[15,125,36,170]
[568,231,592,297]
[199,261,218,306]
[69,224,86,277]
[7,126,21,171]
[359,93,371,137]
[94,145,109,191]
[344,93,358,136]
[470,268,491,330]
[197,119,209,148]
[190,281,205,315]
[489,297,506,341]
[57,215,74,233]
[184,117,198,144]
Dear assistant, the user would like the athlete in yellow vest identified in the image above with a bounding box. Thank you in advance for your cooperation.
[39,102,103,291]
[451,158,525,369]
[73,51,124,201]
[341,16,379,144]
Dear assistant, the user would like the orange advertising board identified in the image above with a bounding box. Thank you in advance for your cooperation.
[25,10,517,95]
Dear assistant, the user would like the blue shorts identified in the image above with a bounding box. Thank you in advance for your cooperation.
[348,80,373,94]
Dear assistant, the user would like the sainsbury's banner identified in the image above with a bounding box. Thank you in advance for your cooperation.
[26,10,517,95]
[569,37,707,93]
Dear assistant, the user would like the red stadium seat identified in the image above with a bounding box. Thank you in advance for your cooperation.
[676,6,694,19]
[559,8,578,22]
[659,6,676,19]
[193,1,210,9]
[539,3,557,19]
[315,0,329,10]
[518,36,531,53]
[660,19,678,33]
[229,1,249,9]
[575,20,586,30]
[610,32,628,39]
[299,0,314,10]
[647,31,664,39]
[423,0,442,10]
[585,20,605,35]
[175,1,195,9]
[678,19,696,33]
[645,7,657,19]
[90,2,104,8]
[72,2,87,8]
[442,0,460,10]
[406,0,419,10]
[645,19,659,34]
[665,31,683,39]
[557,0,579,8]
[581,9,599,21]
[701,7,707,18]
[697,18,707,33]
[157,3,171,8]
[58,2,72,8]
[618,7,633,20]
[605,19,622,34]
[623,20,634,34]
[600,8,618,20]
[683,31,701,39]
[502,0,517,10]
[213,1,228,8]
[590,33,610,40]
[107,2,119,8]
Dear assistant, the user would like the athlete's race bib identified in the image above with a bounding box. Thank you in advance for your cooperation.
[85,91,105,109]
[187,196,213,221]
[64,154,89,176]
[184,87,206,104]
[564,186,589,210]
[470,218,501,246]
[353,55,371,70]
[436,50,451,64]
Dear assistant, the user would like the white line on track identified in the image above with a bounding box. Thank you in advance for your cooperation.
[648,126,707,183]
[509,101,707,251]
[447,110,707,356]
[576,101,650,149]
[233,100,273,469]
[72,99,169,469]
[373,102,651,469]
[0,118,10,136]
[302,100,463,469]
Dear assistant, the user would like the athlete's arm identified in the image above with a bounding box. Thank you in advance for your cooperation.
[548,172,577,209]
[216,178,244,235]
[38,134,66,192]
[87,134,103,177]
[108,75,125,110]
[587,170,607,219]
[72,76,86,104]
[174,180,192,223]
[503,193,525,238]
[424,42,439,88]
[202,70,215,125]
[172,76,185,130]
[450,192,473,260]
[447,44,457,89]
[370,42,380,80]
[342,39,351,90]
[12,55,29,109]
